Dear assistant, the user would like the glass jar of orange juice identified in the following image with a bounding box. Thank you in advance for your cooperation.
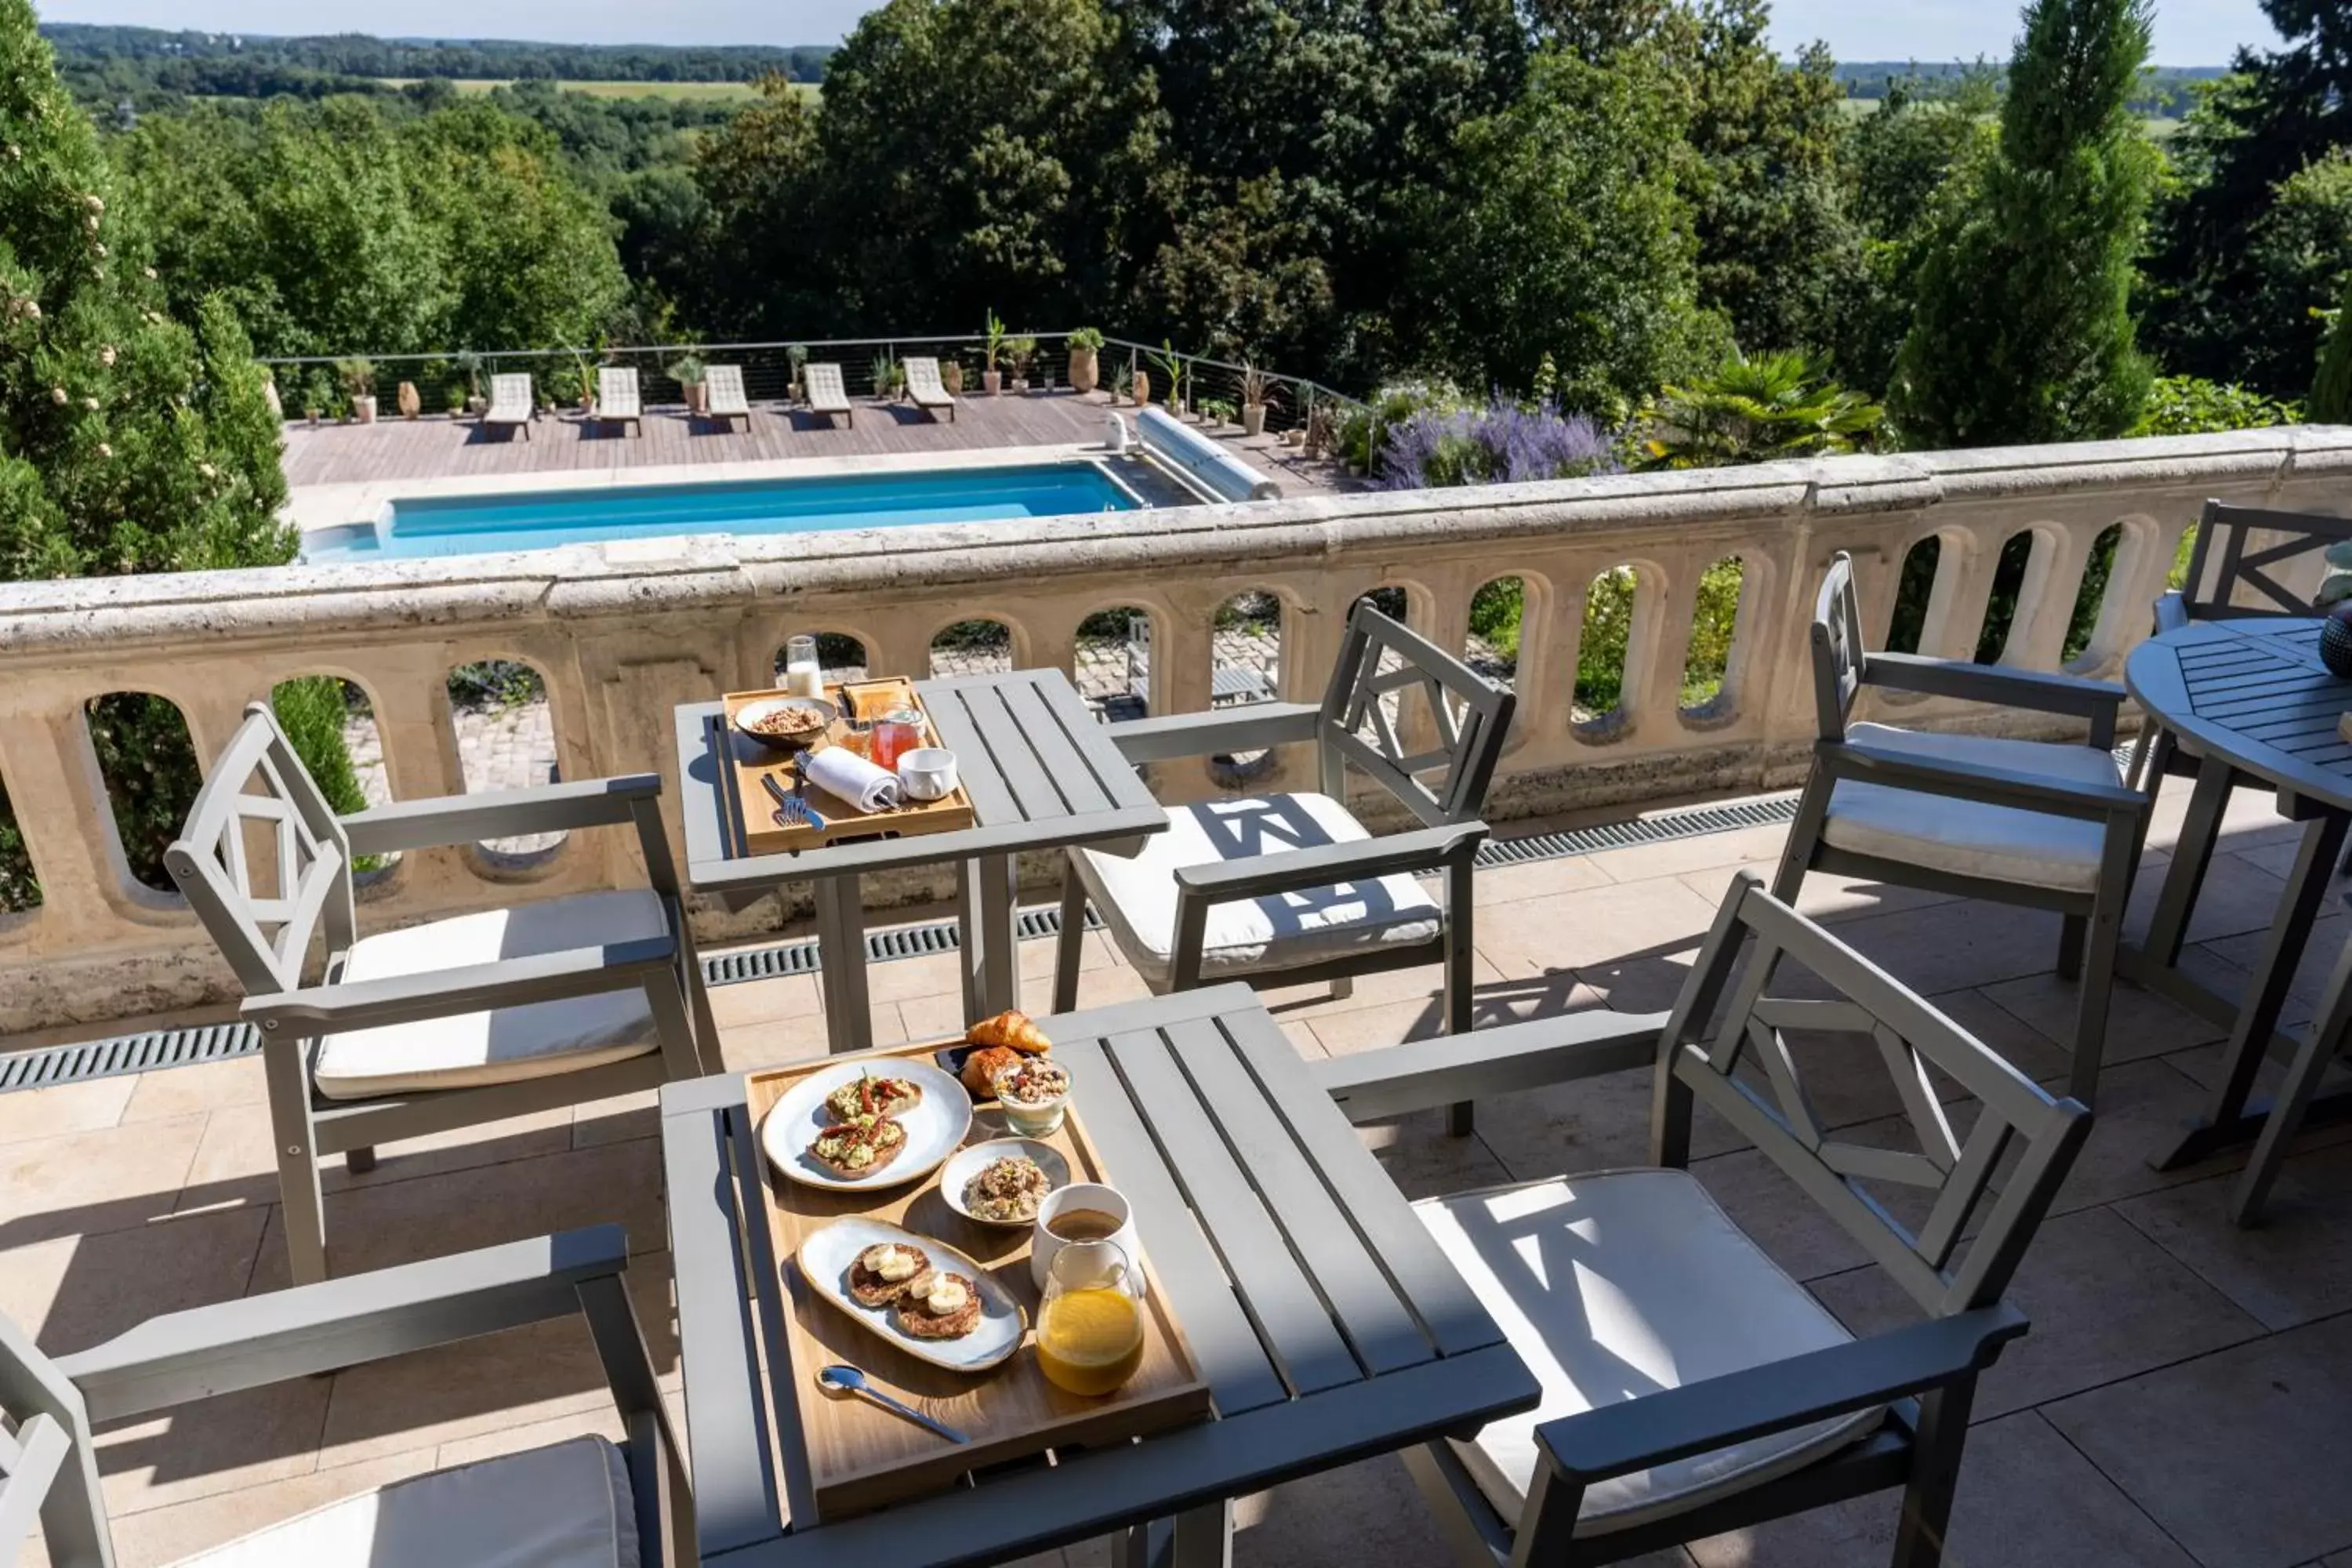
[1036,1239,1145,1396]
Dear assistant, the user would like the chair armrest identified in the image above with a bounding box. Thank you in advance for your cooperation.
[56,1226,629,1423]
[1536,1303,2027,1490]
[1105,702,1322,764]
[343,774,662,856]
[1824,739,2150,821]
[1315,1008,1668,1123]
[241,932,677,1033]
[1862,653,2127,725]
[1174,822,1486,902]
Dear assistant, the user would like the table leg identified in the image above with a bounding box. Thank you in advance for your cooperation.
[1171,1501,1233,1568]
[2234,931,2352,1225]
[814,876,873,1054]
[2144,760,2235,965]
[2156,808,2349,1171]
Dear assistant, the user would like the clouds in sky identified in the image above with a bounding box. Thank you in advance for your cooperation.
[38,0,2286,65]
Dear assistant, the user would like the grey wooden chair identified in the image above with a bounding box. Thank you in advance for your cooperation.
[165,702,717,1285]
[1774,553,2150,1105]
[1054,601,1513,1131]
[0,1225,689,1568]
[1315,873,2091,1568]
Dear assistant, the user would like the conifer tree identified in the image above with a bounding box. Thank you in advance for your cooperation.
[1889,0,2158,448]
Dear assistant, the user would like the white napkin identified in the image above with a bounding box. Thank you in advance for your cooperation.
[805,746,902,814]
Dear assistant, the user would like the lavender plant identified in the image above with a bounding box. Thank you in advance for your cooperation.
[1374,396,1620,490]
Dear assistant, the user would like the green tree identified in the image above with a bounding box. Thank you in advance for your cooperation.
[2311,273,2352,423]
[1890,0,2158,448]
[689,74,831,336]
[1639,350,1884,467]
[1417,45,1722,419]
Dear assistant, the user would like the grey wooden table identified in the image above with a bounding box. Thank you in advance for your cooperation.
[675,668,1166,1053]
[2123,617,2352,1222]
[658,984,1539,1567]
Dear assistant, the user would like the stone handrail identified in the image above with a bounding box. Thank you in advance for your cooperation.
[3,426,2347,1033]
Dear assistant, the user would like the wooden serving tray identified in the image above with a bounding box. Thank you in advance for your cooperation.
[745,1042,1213,1519]
[720,677,977,855]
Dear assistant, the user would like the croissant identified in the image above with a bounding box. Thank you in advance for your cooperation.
[967,1008,1051,1054]
[960,1046,1020,1098]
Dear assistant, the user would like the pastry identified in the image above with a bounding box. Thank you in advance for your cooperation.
[894,1269,982,1340]
[967,1009,1052,1055]
[808,1115,906,1177]
[961,1044,1021,1098]
[847,1242,931,1305]
[824,1071,922,1124]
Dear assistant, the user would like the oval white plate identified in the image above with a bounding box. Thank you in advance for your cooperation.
[939,1139,1072,1229]
[760,1060,971,1192]
[797,1218,1027,1373]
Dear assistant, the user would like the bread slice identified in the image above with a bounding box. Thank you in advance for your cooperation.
[894,1270,983,1339]
[824,1073,923,1124]
[807,1116,906,1178]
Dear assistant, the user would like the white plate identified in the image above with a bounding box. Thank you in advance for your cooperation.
[939,1139,1072,1229]
[760,1061,971,1191]
[796,1218,1027,1373]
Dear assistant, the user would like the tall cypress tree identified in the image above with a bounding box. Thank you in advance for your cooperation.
[1889,0,2157,448]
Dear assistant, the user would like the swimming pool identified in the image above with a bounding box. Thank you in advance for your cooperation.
[303,462,1143,561]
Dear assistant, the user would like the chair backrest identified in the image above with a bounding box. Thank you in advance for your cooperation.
[489,372,532,411]
[163,702,356,998]
[599,366,639,407]
[1807,550,1868,743]
[0,1312,111,1568]
[2176,499,2352,622]
[805,363,846,405]
[1316,601,1515,827]
[706,364,746,408]
[1656,875,2089,1318]
[903,357,946,397]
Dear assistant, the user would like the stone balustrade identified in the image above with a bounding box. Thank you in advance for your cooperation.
[4,425,2349,1034]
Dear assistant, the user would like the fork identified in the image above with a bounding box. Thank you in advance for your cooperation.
[763,770,824,832]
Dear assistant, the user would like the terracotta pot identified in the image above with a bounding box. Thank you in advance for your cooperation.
[397,381,420,419]
[942,361,964,394]
[1132,370,1151,406]
[1242,404,1265,437]
[683,383,707,414]
[1069,347,1098,394]
[983,368,1002,396]
[263,379,282,419]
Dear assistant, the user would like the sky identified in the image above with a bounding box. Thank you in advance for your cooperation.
[33,0,2287,67]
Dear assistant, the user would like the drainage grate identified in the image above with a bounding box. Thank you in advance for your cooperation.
[2,788,1802,1094]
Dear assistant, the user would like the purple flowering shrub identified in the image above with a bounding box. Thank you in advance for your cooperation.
[1374,397,1621,490]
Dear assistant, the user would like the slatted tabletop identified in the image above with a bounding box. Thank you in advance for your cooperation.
[660,985,1538,1568]
[2125,619,2352,811]
[676,667,1167,890]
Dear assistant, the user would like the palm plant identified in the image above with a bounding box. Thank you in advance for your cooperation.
[1639,351,1885,470]
[1148,339,1186,411]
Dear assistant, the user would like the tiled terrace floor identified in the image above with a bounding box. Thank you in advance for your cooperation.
[11,773,2352,1567]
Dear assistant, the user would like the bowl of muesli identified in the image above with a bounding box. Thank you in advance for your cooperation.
[940,1139,1071,1228]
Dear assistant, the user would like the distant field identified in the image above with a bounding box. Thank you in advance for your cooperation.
[376,78,813,102]
[1835,97,2181,140]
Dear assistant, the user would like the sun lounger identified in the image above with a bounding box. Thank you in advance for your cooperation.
[485,372,533,439]
[596,366,641,436]
[804,362,853,428]
[706,364,750,432]
[903,356,957,423]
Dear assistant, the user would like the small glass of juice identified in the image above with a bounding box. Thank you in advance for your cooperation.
[1036,1240,1145,1397]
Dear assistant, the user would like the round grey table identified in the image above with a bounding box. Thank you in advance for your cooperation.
[2122,615,2352,1223]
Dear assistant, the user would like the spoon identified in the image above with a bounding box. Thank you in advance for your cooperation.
[815,1364,969,1443]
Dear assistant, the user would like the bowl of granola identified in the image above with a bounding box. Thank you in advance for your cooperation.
[940,1140,1070,1228]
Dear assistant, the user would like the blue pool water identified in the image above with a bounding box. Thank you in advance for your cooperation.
[304,463,1141,561]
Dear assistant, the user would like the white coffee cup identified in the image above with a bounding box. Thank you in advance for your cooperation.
[897,746,960,802]
[1031,1181,1146,1297]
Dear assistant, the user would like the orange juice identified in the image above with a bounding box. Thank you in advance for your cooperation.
[1036,1287,1145,1396]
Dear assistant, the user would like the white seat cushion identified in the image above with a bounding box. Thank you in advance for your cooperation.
[1820,722,2122,894]
[1415,1169,1883,1536]
[1073,792,1442,986]
[314,890,666,1101]
[170,1435,637,1568]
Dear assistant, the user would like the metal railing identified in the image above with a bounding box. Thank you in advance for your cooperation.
[256,331,1369,431]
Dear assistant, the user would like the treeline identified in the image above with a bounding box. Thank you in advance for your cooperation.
[1835,60,2220,115]
[39,24,833,81]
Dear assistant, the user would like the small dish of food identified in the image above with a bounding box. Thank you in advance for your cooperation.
[760,1058,970,1191]
[797,1217,1026,1373]
[993,1057,1074,1138]
[733,695,836,753]
[939,1138,1071,1228]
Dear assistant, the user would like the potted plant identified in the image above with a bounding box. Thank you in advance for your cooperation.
[1240,364,1275,438]
[669,354,708,413]
[1007,335,1036,393]
[337,358,376,424]
[1067,326,1103,395]
[784,343,807,403]
[260,372,282,420]
[444,379,467,418]
[396,379,420,419]
[456,350,485,416]
[869,350,900,400]
[982,308,1006,395]
[1145,341,1186,416]
[569,349,597,415]
[942,355,964,394]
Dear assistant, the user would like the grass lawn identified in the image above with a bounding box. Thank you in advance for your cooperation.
[375,78,811,102]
